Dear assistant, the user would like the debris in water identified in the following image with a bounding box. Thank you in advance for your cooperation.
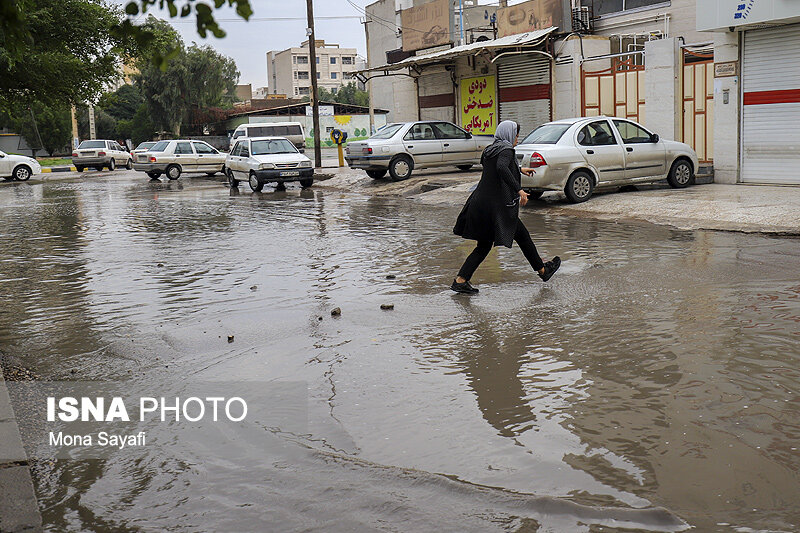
[386,274,396,280]
[317,316,323,321]
[380,303,394,310]
[331,307,341,317]
[157,263,164,268]
[227,335,234,343]
[250,285,258,291]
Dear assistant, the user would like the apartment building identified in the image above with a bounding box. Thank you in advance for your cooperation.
[267,40,361,98]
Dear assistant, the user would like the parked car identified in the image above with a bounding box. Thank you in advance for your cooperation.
[132,139,227,180]
[225,137,313,192]
[230,122,306,152]
[130,141,157,160]
[0,150,41,181]
[515,117,699,203]
[72,140,132,172]
[344,121,494,181]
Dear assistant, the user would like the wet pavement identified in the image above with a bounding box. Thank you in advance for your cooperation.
[0,173,798,532]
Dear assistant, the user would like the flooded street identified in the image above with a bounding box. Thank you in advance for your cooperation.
[1,174,798,532]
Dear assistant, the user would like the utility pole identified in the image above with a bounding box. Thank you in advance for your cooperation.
[363,16,375,135]
[88,104,97,140]
[70,105,79,149]
[306,0,322,168]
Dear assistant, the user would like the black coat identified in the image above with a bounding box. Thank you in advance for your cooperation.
[453,142,521,248]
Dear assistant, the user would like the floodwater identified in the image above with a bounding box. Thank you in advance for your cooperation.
[0,174,798,532]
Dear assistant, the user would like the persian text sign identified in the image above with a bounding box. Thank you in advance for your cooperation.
[460,76,497,135]
[401,0,451,52]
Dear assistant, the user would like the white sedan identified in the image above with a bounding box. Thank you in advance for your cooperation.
[0,150,41,181]
[226,137,314,192]
[515,117,699,203]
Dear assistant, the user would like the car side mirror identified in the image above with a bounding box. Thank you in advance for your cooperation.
[650,133,659,143]
[0,153,5,158]
[466,132,472,139]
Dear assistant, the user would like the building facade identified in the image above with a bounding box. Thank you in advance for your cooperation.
[267,40,361,98]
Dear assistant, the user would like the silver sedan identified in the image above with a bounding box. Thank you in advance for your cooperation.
[345,121,494,181]
[515,117,699,203]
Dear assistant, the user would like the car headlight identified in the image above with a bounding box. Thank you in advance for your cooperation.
[299,161,312,168]
[259,163,276,170]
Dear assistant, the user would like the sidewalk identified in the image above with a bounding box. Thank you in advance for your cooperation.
[320,166,800,235]
[0,362,42,532]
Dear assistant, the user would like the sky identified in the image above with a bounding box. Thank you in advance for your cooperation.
[113,0,375,89]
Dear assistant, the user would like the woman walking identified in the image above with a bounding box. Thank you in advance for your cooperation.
[451,120,560,294]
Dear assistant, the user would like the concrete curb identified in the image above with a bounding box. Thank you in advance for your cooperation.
[0,365,43,532]
[40,166,76,173]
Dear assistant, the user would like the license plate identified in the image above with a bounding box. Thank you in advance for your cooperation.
[279,171,300,177]
[81,152,94,156]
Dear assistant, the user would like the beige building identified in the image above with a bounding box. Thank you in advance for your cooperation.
[267,40,360,98]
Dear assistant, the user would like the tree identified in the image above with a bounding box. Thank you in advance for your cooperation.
[118,104,156,145]
[136,36,239,135]
[1,103,71,156]
[309,83,370,107]
[0,0,126,109]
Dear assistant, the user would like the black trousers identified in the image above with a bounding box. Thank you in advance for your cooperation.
[457,219,545,281]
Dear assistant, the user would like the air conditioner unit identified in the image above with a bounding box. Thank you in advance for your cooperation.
[572,6,592,32]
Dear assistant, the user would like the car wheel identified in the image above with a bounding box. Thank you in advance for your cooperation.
[456,164,473,171]
[95,165,104,171]
[227,169,239,187]
[667,158,693,188]
[565,171,594,203]
[108,158,116,171]
[388,155,413,181]
[248,172,263,192]
[146,171,161,179]
[366,169,387,179]
[13,165,31,181]
[299,178,313,188]
[125,159,133,170]
[75,165,85,172]
[522,189,544,200]
[205,172,218,176]
[166,164,181,180]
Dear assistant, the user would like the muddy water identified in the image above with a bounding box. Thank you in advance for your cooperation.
[0,175,798,532]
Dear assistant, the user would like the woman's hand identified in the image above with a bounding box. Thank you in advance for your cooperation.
[520,167,535,177]
[518,189,529,207]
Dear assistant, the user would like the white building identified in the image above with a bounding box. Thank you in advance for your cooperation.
[267,40,360,98]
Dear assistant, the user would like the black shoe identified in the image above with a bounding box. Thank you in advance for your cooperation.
[451,279,479,294]
[538,256,561,282]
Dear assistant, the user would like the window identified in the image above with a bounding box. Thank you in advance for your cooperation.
[521,123,571,145]
[594,0,665,16]
[232,130,244,139]
[135,142,156,151]
[330,57,336,64]
[293,71,298,79]
[193,142,217,154]
[231,142,242,157]
[316,56,320,64]
[240,142,250,158]
[78,140,106,149]
[293,56,297,64]
[331,87,338,94]
[251,139,297,155]
[150,141,170,152]
[577,121,617,146]
[331,72,337,79]
[298,87,310,96]
[174,142,194,154]
[404,123,437,141]
[432,122,469,139]
[613,120,653,144]
[371,123,404,139]
[297,71,309,80]
[342,56,353,65]
[296,55,308,64]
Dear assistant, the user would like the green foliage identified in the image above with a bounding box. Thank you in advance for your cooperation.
[77,106,118,141]
[135,40,239,135]
[313,83,370,107]
[0,0,126,109]
[1,103,72,156]
[118,104,156,145]
[98,84,144,122]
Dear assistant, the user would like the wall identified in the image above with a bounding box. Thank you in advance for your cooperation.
[552,35,610,120]
[0,134,35,157]
[267,50,295,97]
[709,31,739,183]
[593,0,707,45]
[366,0,419,122]
[244,114,389,147]
[643,37,680,139]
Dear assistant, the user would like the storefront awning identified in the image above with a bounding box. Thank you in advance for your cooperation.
[355,27,557,75]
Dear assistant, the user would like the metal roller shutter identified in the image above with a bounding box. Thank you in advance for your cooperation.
[498,55,551,138]
[418,71,455,122]
[741,24,800,184]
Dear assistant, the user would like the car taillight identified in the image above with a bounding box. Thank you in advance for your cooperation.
[149,156,157,162]
[362,147,372,155]
[71,153,78,158]
[98,151,106,156]
[529,152,547,168]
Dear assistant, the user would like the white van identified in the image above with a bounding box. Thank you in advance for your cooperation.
[230,122,306,152]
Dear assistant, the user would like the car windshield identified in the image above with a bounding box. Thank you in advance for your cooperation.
[521,124,572,145]
[149,141,170,152]
[251,139,297,155]
[78,140,106,149]
[136,142,156,150]
[370,124,403,139]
